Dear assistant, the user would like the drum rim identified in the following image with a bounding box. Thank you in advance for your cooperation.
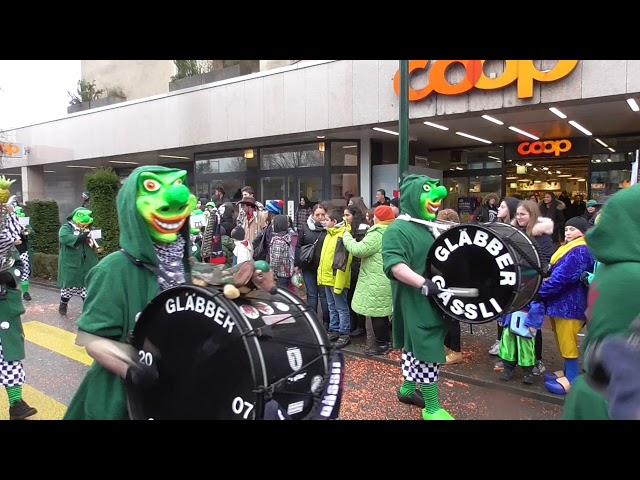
[427,222,543,324]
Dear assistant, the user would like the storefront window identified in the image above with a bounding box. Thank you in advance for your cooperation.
[331,142,359,166]
[590,169,632,201]
[443,175,502,221]
[591,153,628,164]
[195,151,247,174]
[331,173,359,207]
[261,143,325,170]
[299,176,323,203]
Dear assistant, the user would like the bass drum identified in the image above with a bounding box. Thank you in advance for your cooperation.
[426,222,543,324]
[126,285,331,420]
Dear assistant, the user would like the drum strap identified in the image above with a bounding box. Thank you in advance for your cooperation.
[119,249,175,284]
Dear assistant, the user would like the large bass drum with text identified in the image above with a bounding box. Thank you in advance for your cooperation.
[126,285,331,420]
[426,222,544,324]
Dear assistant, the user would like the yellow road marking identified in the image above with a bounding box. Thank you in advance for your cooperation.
[0,384,67,420]
[23,321,93,366]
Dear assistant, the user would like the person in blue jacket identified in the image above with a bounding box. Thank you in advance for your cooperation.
[530,216,595,395]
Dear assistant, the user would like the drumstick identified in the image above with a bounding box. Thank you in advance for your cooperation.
[440,287,480,297]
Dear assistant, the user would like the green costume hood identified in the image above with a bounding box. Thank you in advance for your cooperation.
[586,185,640,265]
[399,174,448,221]
[117,166,192,267]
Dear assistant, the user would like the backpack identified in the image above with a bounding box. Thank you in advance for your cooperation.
[269,234,292,277]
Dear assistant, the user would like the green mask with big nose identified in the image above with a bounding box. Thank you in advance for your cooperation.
[136,170,197,244]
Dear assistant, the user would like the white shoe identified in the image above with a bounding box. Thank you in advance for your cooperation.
[488,340,500,356]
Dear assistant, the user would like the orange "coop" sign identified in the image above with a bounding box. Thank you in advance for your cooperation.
[517,139,573,157]
[0,143,25,157]
[394,60,578,101]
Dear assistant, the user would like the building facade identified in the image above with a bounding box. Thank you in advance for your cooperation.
[2,60,639,220]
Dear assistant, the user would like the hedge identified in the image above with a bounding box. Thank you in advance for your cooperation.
[85,167,121,256]
[32,252,59,280]
[24,200,61,254]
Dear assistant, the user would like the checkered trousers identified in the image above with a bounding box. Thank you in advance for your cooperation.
[61,287,87,300]
[20,252,30,281]
[401,351,439,384]
[0,341,25,387]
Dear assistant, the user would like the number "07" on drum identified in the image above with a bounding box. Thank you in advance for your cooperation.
[232,397,254,419]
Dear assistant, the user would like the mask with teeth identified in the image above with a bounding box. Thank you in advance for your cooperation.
[136,170,197,244]
[399,175,449,222]
[419,178,448,221]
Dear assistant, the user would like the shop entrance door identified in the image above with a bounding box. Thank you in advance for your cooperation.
[505,156,590,209]
[261,174,324,214]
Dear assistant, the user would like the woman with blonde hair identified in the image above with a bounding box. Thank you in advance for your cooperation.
[498,200,554,380]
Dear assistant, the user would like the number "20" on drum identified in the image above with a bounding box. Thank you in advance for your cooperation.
[138,350,153,366]
[232,396,255,419]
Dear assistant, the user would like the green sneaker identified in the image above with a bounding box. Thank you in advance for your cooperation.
[421,408,454,420]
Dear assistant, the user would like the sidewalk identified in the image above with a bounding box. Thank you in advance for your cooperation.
[343,319,580,406]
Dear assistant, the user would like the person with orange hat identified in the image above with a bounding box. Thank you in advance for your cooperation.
[342,205,395,355]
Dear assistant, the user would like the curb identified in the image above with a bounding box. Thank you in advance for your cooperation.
[30,280,60,292]
[342,347,565,407]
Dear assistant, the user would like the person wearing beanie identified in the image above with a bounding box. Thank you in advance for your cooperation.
[564,216,588,236]
[581,199,599,230]
[230,225,252,265]
[342,204,394,355]
[373,205,395,223]
[266,200,285,215]
[530,215,595,396]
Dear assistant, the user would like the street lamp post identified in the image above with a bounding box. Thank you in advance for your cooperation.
[398,60,409,187]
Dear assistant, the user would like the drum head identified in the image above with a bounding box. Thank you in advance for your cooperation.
[231,287,331,419]
[127,285,331,420]
[427,223,541,324]
[127,285,258,420]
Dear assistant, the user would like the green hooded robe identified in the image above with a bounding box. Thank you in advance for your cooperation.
[382,175,446,363]
[64,166,192,420]
[563,184,640,420]
[57,208,99,289]
[0,251,27,361]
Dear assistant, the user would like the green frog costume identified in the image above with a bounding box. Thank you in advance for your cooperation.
[382,175,453,420]
[563,184,640,419]
[57,207,99,315]
[64,166,195,420]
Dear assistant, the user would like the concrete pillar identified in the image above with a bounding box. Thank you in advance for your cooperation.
[21,165,46,201]
[360,136,371,206]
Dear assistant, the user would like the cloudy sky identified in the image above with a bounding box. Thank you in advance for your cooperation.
[0,60,81,131]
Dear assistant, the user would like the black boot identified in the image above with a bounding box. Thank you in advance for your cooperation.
[500,361,516,381]
[23,292,32,301]
[522,367,535,385]
[59,301,68,316]
[10,400,38,420]
[365,342,391,356]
